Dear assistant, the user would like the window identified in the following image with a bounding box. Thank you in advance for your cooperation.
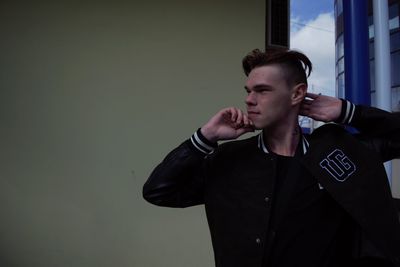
[389,4,399,31]
[338,73,345,98]
[336,0,343,17]
[369,15,374,39]
[392,51,400,87]
[370,91,376,107]
[391,87,400,111]
[391,31,400,52]
[336,34,344,60]
[369,41,375,59]
[370,59,375,92]
[336,77,339,96]
[338,57,345,74]
[335,33,345,96]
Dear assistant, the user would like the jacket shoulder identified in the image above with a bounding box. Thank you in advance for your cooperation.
[309,123,347,138]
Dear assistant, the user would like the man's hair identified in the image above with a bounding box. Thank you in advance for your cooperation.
[242,48,312,86]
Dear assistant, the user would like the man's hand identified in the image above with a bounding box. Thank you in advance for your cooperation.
[201,107,255,143]
[300,93,342,122]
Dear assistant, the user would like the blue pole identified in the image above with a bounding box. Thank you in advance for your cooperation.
[343,0,371,106]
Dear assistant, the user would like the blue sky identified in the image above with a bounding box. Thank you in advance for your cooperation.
[290,0,336,96]
[291,0,334,22]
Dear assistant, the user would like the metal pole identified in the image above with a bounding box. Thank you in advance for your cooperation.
[373,0,392,184]
[343,0,371,106]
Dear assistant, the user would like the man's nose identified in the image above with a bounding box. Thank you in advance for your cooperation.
[245,92,256,106]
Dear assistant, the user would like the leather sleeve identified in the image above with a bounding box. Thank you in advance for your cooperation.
[142,139,210,208]
[346,102,400,162]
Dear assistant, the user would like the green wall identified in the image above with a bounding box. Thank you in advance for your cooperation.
[0,1,264,266]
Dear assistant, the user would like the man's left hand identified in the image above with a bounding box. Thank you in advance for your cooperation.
[300,93,342,122]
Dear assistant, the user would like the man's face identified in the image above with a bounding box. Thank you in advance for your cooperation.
[245,65,295,130]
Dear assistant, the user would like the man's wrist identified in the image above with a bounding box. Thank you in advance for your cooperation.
[190,128,218,155]
[335,99,356,124]
[200,126,219,143]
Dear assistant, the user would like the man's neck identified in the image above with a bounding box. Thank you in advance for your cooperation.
[262,122,301,157]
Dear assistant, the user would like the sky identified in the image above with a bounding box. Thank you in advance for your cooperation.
[290,0,336,96]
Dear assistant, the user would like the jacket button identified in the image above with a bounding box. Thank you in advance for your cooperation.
[255,238,261,244]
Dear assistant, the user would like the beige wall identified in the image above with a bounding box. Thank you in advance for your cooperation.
[0,1,264,266]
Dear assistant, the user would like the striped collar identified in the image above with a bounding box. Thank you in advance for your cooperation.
[257,131,310,155]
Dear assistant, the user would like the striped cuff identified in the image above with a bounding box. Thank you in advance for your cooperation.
[335,99,356,124]
[190,128,218,155]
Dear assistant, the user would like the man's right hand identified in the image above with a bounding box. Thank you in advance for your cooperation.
[200,107,255,143]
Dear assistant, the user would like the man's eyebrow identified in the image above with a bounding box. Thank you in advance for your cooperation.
[255,84,272,89]
[244,84,273,90]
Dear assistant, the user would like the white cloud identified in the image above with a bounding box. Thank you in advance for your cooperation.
[290,12,336,96]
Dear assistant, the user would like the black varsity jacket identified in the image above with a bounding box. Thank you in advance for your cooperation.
[143,101,400,267]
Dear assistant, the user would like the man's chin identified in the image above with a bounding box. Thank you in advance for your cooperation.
[251,119,269,130]
[252,124,264,130]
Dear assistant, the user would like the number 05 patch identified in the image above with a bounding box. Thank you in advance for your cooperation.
[319,149,356,182]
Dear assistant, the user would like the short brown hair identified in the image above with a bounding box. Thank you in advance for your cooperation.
[242,48,312,86]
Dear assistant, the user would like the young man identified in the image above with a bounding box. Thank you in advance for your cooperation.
[143,49,400,267]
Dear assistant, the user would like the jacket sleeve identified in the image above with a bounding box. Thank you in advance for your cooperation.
[142,129,217,208]
[338,100,400,162]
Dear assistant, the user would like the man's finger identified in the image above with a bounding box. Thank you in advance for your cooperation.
[301,99,313,106]
[236,109,243,125]
[305,92,320,99]
[227,107,237,122]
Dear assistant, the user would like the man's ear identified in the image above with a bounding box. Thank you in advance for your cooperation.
[291,83,307,106]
